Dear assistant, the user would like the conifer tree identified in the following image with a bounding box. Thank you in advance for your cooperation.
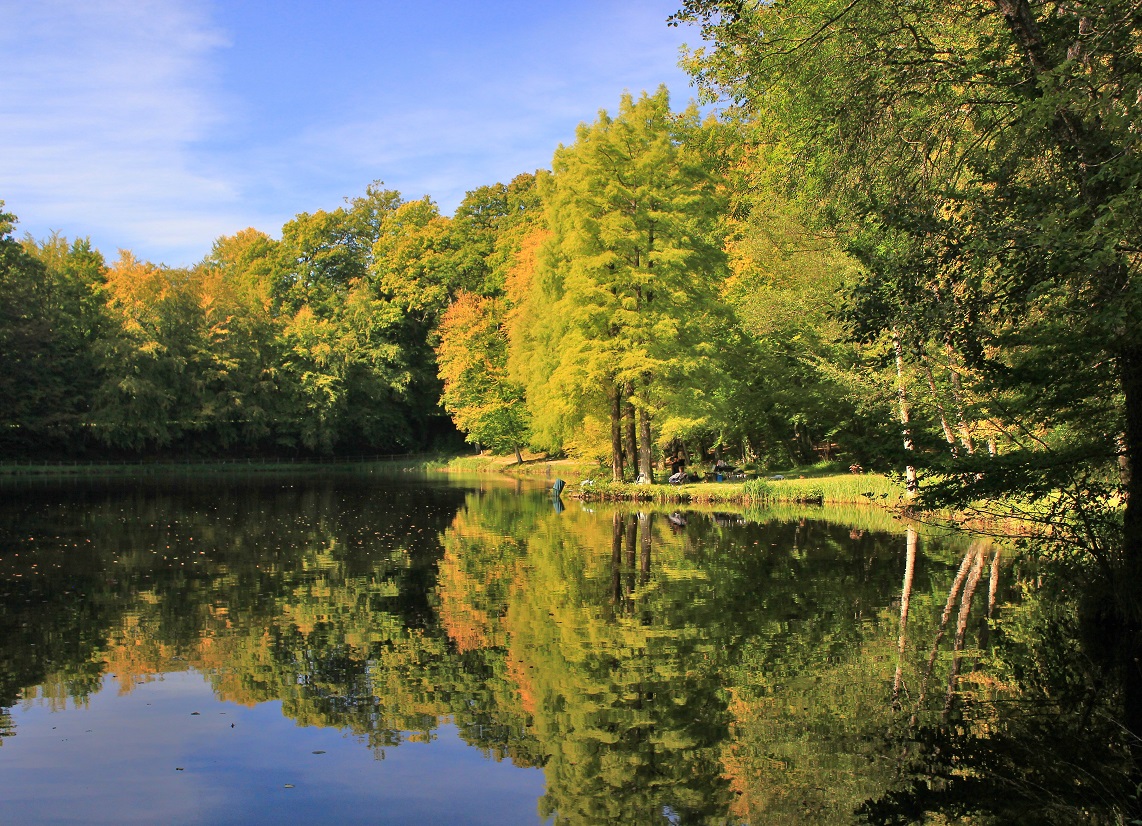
[520,87,731,479]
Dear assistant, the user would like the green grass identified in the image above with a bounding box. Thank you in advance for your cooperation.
[768,472,903,504]
[764,460,852,479]
[432,453,598,479]
[426,455,496,472]
[570,471,904,506]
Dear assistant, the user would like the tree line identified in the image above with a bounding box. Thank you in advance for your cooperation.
[0,87,868,469]
[0,179,534,458]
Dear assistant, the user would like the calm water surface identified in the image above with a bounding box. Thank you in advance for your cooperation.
[0,472,1134,824]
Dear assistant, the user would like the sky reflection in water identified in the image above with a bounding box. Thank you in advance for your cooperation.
[3,670,542,825]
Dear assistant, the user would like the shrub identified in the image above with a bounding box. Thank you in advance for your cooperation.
[741,477,771,501]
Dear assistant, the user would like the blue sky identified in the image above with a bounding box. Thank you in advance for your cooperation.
[0,1,703,267]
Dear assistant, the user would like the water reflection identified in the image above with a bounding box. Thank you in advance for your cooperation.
[0,475,1138,823]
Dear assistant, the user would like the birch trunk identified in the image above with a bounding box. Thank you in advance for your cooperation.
[924,360,958,456]
[945,342,976,455]
[893,526,918,708]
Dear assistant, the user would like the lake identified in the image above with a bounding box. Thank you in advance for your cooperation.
[0,470,1135,824]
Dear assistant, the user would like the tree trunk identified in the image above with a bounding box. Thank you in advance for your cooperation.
[609,384,624,483]
[1121,348,1142,580]
[894,330,918,495]
[924,360,957,456]
[624,382,638,482]
[1115,347,1142,760]
[638,405,653,482]
[1119,433,1130,487]
[513,444,523,465]
[946,342,976,455]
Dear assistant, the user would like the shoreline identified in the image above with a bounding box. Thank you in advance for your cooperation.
[432,453,906,508]
[0,453,444,480]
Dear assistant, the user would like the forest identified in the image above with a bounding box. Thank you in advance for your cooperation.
[2,3,1139,600]
[1,88,853,471]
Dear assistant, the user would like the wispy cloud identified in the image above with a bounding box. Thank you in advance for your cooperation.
[261,1,701,216]
[0,0,703,266]
[0,0,242,263]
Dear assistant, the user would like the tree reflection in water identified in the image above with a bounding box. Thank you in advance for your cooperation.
[0,476,1138,823]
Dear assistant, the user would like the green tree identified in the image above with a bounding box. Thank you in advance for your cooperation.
[714,138,867,467]
[673,0,1142,613]
[435,293,529,461]
[517,87,732,480]
[432,175,545,460]
[448,173,544,300]
[94,253,210,450]
[270,185,450,453]
[0,213,108,455]
[198,228,288,448]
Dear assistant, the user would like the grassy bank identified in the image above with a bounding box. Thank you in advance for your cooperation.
[7,451,902,508]
[433,454,905,506]
[430,452,596,479]
[568,473,904,506]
